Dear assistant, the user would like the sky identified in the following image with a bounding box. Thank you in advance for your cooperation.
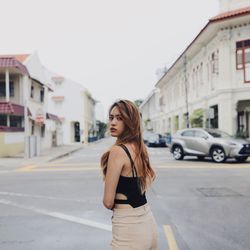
[0,0,219,117]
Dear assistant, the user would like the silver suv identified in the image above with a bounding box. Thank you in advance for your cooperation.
[170,128,250,163]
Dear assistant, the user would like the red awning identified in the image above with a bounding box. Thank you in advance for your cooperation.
[0,56,29,75]
[46,112,61,122]
[0,102,31,116]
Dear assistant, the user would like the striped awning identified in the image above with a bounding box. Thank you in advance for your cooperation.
[0,102,31,116]
[0,57,29,75]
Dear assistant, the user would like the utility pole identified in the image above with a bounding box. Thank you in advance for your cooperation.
[183,55,190,128]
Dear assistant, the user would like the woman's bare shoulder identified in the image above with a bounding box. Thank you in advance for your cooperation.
[109,144,125,156]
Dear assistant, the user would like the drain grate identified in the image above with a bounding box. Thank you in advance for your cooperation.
[197,187,242,197]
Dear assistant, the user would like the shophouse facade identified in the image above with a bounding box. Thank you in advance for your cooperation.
[0,52,96,157]
[0,53,57,157]
[143,0,250,138]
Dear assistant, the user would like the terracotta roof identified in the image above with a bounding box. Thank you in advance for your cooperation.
[210,6,250,22]
[0,102,31,116]
[0,54,30,63]
[0,56,29,75]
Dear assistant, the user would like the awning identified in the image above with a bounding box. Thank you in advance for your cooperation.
[0,57,29,75]
[0,102,31,116]
[46,112,61,122]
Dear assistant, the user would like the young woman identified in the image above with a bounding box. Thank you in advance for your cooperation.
[101,100,158,250]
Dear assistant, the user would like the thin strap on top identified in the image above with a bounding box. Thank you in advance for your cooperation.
[118,144,137,177]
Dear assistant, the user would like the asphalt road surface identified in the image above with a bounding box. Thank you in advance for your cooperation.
[0,138,250,250]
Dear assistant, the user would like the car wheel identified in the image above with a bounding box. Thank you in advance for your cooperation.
[235,156,248,163]
[211,147,226,163]
[197,156,205,161]
[173,145,184,160]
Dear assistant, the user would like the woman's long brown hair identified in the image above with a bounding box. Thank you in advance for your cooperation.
[100,100,156,193]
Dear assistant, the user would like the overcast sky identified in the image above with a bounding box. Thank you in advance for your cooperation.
[1,0,219,116]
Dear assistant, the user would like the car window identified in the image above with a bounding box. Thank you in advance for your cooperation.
[181,130,194,137]
[195,131,207,138]
[205,130,232,138]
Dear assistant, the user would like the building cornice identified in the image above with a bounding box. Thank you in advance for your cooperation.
[155,9,250,89]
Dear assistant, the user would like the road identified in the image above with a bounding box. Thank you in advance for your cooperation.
[0,138,250,250]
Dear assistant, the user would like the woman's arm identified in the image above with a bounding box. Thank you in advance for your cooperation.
[103,145,125,210]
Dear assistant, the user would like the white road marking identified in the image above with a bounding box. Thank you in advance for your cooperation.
[0,199,111,232]
[0,191,86,203]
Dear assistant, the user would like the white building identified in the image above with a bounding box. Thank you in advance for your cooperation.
[0,51,97,157]
[140,88,161,132]
[0,53,56,157]
[46,70,97,145]
[143,0,250,138]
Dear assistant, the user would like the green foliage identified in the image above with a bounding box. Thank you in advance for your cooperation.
[134,99,143,108]
[190,108,204,128]
[96,120,107,139]
[235,130,248,139]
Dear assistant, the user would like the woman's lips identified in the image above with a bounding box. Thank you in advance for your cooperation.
[110,128,117,132]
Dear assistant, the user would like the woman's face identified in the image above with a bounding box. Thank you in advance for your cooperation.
[109,106,125,138]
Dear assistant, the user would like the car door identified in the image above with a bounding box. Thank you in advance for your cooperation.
[180,130,195,153]
[192,130,210,154]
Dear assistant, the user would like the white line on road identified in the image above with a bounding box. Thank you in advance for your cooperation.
[0,191,86,203]
[0,199,112,232]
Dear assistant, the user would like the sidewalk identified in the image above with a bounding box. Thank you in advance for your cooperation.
[0,143,84,168]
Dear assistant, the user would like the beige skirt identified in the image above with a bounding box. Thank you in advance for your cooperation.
[111,204,158,250]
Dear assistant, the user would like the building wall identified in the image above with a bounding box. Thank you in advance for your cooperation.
[152,15,250,137]
[47,73,86,145]
[0,132,24,157]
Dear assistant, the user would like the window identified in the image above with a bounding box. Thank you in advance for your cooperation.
[41,124,45,137]
[40,88,44,102]
[236,39,250,83]
[0,115,7,126]
[30,85,34,98]
[10,116,22,128]
[195,131,207,139]
[181,130,194,137]
[0,81,14,97]
[31,120,35,135]
[211,52,219,74]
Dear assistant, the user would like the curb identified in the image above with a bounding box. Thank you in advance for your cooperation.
[48,146,84,162]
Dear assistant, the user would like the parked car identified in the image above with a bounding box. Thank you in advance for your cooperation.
[170,128,250,163]
[143,131,167,147]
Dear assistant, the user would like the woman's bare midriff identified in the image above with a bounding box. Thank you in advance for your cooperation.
[114,193,133,209]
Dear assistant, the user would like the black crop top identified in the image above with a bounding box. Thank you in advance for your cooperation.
[114,144,147,208]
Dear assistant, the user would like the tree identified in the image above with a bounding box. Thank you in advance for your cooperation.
[96,120,107,139]
[190,108,204,128]
[134,99,143,108]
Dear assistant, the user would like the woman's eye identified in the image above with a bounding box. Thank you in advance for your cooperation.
[117,116,122,121]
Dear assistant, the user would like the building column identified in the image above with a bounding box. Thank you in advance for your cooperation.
[5,69,10,102]
[218,94,237,135]
[218,30,233,90]
[23,75,30,158]
[6,116,10,127]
